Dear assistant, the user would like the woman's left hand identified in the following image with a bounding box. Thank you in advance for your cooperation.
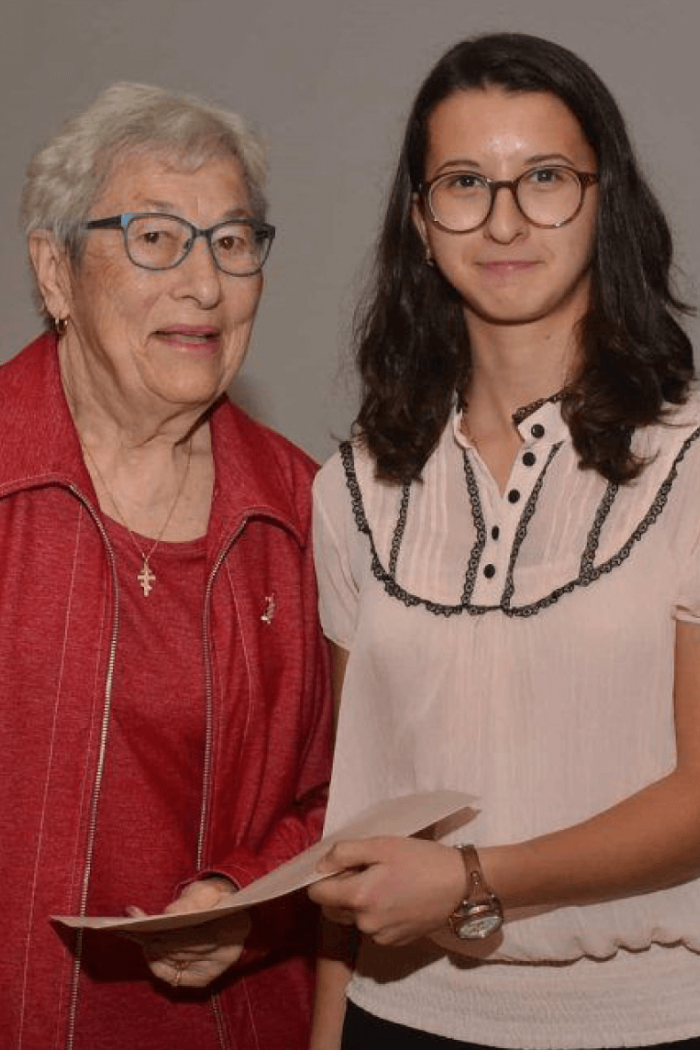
[308,837,466,947]
[128,877,251,989]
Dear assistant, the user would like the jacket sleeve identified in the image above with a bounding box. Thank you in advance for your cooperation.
[200,462,334,888]
[199,509,332,963]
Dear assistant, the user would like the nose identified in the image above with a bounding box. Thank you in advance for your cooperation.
[174,233,223,308]
[483,183,527,244]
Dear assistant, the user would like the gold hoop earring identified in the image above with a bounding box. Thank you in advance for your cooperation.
[54,316,68,337]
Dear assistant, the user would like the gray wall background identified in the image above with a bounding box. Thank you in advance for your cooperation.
[2,0,698,462]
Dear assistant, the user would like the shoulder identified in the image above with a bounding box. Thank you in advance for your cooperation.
[314,443,355,501]
[313,439,389,521]
[313,447,353,534]
[215,396,317,474]
[0,332,57,396]
[234,402,317,480]
[632,392,700,481]
[211,397,319,537]
[0,333,86,486]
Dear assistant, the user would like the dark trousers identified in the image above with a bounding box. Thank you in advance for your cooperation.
[341,1001,700,1050]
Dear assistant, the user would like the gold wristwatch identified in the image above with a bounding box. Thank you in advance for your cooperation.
[448,844,503,940]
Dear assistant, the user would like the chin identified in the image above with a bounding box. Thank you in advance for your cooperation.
[465,292,586,328]
[144,360,231,404]
[152,379,224,409]
[466,305,554,327]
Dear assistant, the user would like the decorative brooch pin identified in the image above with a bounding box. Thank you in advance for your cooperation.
[261,593,277,625]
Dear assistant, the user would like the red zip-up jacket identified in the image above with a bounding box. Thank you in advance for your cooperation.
[0,334,332,1050]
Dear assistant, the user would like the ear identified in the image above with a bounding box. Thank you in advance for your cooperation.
[28,230,74,321]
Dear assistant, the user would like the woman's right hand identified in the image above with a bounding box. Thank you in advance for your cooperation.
[309,835,466,947]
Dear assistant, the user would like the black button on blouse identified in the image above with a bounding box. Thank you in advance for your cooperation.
[508,489,521,504]
[491,525,500,541]
[522,451,537,467]
[484,563,496,579]
[530,423,545,439]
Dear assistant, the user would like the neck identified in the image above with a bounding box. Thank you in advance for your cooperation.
[58,342,214,542]
[464,317,580,427]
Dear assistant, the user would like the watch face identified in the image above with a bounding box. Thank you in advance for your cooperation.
[450,901,503,941]
[459,910,503,940]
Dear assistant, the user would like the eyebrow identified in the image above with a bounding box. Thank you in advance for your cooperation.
[220,207,253,221]
[133,201,252,222]
[431,152,579,177]
[136,199,178,212]
[523,152,578,167]
[432,159,481,176]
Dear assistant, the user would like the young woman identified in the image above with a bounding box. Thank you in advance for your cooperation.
[309,32,700,1050]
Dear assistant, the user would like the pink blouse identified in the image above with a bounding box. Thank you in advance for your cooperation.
[313,395,700,1048]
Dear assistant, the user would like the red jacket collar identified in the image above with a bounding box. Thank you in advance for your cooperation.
[0,333,313,547]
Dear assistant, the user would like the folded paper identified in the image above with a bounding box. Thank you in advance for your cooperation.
[53,789,476,934]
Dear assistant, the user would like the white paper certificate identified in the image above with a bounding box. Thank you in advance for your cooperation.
[53,789,476,933]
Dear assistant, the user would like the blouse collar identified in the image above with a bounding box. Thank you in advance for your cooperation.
[453,394,570,452]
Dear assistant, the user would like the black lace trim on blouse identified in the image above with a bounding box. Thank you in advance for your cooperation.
[500,443,561,610]
[388,484,410,576]
[578,481,618,581]
[510,390,566,426]
[460,453,487,604]
[339,426,700,619]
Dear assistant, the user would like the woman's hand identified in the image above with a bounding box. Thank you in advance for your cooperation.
[308,836,466,946]
[128,877,250,989]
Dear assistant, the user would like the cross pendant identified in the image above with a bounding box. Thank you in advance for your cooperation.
[137,560,156,597]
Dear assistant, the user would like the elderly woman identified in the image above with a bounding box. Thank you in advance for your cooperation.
[1,83,331,1050]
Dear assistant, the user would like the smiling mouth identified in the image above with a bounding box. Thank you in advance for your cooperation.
[479,261,539,272]
[156,329,220,347]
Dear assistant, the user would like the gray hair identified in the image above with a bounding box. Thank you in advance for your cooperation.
[22,81,268,266]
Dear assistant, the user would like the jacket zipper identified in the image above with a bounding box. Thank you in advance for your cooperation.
[64,488,121,1050]
[62,509,252,1049]
[199,519,248,1050]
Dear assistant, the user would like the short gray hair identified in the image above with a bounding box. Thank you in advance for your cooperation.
[22,81,268,260]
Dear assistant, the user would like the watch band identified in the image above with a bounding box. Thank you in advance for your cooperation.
[448,843,504,940]
[455,843,481,890]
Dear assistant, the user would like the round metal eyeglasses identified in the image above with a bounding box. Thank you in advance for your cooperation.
[420,166,599,233]
[84,212,276,276]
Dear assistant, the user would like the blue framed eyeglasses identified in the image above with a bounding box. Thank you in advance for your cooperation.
[84,212,276,276]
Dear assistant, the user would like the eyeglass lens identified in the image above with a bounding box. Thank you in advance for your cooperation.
[428,167,585,232]
[124,215,270,274]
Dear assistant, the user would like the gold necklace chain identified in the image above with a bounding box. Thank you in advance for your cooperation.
[80,438,193,597]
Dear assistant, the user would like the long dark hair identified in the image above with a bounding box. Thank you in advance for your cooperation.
[354,32,694,484]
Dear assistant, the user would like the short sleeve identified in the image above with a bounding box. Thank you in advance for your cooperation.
[675,531,700,624]
[312,454,360,649]
[672,439,700,625]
